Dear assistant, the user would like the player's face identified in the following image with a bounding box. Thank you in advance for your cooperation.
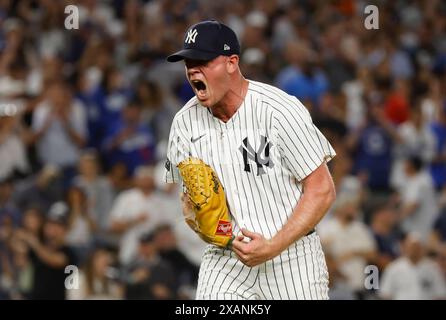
[185,56,230,107]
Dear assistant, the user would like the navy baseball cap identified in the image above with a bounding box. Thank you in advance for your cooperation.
[167,20,240,63]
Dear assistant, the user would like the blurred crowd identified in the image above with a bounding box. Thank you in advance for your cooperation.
[1,0,446,300]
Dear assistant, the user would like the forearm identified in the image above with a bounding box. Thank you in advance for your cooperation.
[29,241,67,268]
[399,202,418,220]
[271,163,336,254]
[30,128,47,144]
[110,219,138,234]
[85,214,97,231]
[271,187,335,253]
[63,124,86,147]
[110,221,129,234]
[89,219,97,232]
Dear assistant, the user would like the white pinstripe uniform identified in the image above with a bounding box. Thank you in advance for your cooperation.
[164,80,336,300]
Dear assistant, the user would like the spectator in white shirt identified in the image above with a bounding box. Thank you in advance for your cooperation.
[397,156,439,241]
[319,194,377,298]
[380,232,446,300]
[67,247,123,300]
[73,151,114,237]
[31,81,87,186]
[65,186,96,264]
[109,166,171,266]
[437,244,446,281]
[0,110,29,180]
[390,102,436,190]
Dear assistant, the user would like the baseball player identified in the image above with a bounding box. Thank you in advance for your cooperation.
[164,20,336,300]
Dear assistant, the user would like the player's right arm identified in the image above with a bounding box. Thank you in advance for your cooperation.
[163,113,191,184]
[233,96,336,266]
[268,99,337,252]
[270,162,336,248]
[233,162,336,266]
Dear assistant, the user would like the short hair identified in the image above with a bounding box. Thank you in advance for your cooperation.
[406,156,423,172]
[139,231,155,244]
[126,97,142,109]
[153,223,173,235]
[80,148,99,161]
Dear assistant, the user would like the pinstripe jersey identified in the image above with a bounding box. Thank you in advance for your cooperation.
[164,80,336,239]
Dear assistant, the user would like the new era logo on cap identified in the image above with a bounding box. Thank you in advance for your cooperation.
[224,44,230,50]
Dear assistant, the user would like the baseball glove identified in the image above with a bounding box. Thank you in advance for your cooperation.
[177,157,234,248]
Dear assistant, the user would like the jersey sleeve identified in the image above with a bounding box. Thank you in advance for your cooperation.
[163,116,191,183]
[274,98,336,181]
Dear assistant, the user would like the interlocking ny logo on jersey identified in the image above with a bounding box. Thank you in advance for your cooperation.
[185,28,198,44]
[239,135,274,176]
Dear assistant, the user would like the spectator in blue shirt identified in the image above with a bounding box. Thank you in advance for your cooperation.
[370,204,401,271]
[275,42,328,107]
[0,177,22,227]
[282,62,328,108]
[348,105,396,192]
[103,99,156,175]
[430,105,446,190]
[89,68,133,147]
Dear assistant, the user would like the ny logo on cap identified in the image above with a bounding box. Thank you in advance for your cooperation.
[185,28,198,44]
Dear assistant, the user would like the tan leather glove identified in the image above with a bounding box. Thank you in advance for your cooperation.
[178,157,234,248]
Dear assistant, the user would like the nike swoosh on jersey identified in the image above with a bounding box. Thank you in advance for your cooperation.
[191,134,206,143]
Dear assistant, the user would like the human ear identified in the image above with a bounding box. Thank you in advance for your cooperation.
[226,55,239,74]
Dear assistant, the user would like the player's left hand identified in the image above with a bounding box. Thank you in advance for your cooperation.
[232,229,279,267]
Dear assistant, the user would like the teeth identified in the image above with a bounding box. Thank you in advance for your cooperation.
[191,80,206,91]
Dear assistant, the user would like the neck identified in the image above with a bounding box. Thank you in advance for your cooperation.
[414,121,422,129]
[408,256,421,264]
[407,171,417,178]
[140,188,152,196]
[210,75,248,122]
[84,173,97,181]
[372,221,390,235]
[337,216,350,226]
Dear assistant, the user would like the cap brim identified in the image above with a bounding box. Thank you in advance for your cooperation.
[166,49,219,62]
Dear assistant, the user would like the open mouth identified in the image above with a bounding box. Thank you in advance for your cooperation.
[191,79,208,100]
[191,80,206,91]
